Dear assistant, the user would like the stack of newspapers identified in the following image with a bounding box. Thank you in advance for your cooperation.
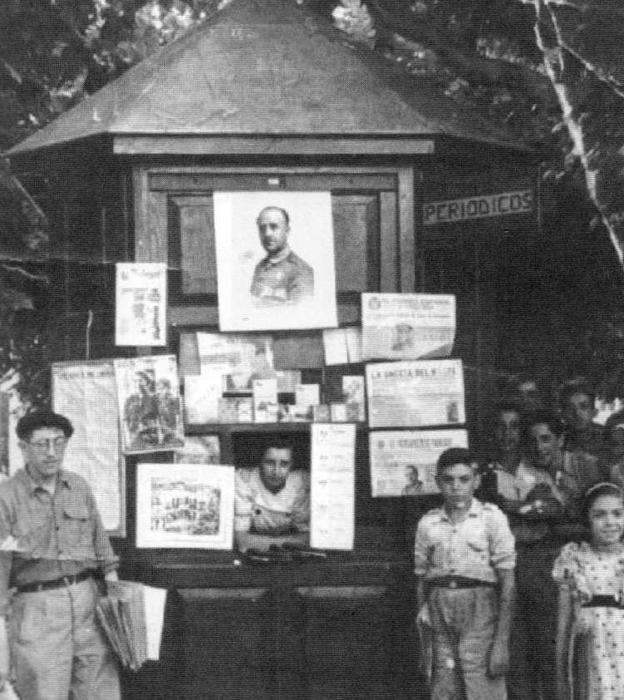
[96,580,167,671]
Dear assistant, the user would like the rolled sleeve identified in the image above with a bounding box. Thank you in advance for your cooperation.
[488,507,516,570]
[413,521,431,577]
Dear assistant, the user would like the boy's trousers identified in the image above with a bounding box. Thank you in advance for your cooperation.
[428,585,506,700]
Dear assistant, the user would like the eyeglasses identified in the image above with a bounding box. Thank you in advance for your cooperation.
[28,437,68,451]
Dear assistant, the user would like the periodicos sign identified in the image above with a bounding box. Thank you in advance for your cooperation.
[423,189,534,226]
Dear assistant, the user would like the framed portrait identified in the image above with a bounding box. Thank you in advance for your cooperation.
[136,463,235,549]
[214,191,338,331]
[52,360,126,536]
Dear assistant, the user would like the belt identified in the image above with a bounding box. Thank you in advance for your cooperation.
[428,576,497,589]
[582,595,623,608]
[16,570,95,594]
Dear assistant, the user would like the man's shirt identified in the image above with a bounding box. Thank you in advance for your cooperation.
[250,247,314,304]
[563,422,607,462]
[413,498,516,583]
[0,468,118,614]
[234,468,310,534]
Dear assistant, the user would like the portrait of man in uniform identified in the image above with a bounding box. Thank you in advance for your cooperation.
[214,191,338,331]
[250,206,314,305]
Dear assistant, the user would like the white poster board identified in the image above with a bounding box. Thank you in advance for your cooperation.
[52,360,125,534]
[214,192,338,331]
[136,463,235,549]
[310,423,356,550]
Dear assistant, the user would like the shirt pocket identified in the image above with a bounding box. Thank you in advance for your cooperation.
[61,504,91,551]
[465,528,490,566]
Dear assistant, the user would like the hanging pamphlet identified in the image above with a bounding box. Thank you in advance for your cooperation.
[310,423,356,550]
[366,359,465,429]
[369,429,469,496]
[214,191,338,331]
[361,293,455,360]
[52,360,124,534]
[114,355,184,453]
[115,263,167,346]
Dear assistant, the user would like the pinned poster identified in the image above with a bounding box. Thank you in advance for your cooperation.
[361,293,455,361]
[114,355,184,453]
[52,360,124,534]
[369,429,469,496]
[310,423,356,550]
[366,359,465,429]
[115,263,167,346]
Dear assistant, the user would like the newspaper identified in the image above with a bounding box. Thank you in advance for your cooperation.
[310,423,356,550]
[366,359,465,428]
[52,360,123,532]
[369,429,469,496]
[96,581,167,671]
[322,327,363,365]
[196,333,274,391]
[361,293,455,360]
[115,263,167,346]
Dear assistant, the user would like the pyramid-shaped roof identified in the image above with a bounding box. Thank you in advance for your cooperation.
[6,0,527,157]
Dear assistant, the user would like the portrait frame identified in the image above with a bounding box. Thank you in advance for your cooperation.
[136,463,235,549]
[214,191,338,331]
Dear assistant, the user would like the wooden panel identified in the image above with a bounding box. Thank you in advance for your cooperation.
[398,168,415,292]
[380,190,398,292]
[169,195,216,294]
[332,194,379,292]
[115,135,435,156]
[150,172,397,192]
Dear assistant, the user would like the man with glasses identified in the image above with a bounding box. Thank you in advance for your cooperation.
[0,410,120,699]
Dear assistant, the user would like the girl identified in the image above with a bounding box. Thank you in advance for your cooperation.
[553,482,624,700]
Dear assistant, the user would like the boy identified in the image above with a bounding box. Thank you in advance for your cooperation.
[559,378,606,462]
[414,448,515,700]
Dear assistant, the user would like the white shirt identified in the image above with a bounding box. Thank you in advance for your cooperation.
[234,468,310,534]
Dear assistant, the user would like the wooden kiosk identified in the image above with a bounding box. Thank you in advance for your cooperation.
[6,0,536,697]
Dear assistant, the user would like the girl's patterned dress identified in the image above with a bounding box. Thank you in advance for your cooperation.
[553,542,624,700]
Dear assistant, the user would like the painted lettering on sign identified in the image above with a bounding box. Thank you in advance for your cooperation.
[423,190,534,226]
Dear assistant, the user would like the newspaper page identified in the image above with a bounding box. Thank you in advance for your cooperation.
[114,355,184,453]
[310,423,356,550]
[369,429,469,496]
[361,293,455,360]
[52,360,124,533]
[323,327,363,365]
[196,332,274,390]
[115,263,167,347]
[366,359,465,428]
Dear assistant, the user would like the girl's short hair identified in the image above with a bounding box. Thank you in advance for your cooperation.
[581,482,624,526]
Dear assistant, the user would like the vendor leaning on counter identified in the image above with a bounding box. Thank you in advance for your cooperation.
[234,439,310,536]
[0,411,120,700]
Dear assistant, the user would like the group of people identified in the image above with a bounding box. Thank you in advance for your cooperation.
[416,376,624,700]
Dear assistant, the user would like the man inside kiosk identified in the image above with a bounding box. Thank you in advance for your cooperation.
[234,440,310,537]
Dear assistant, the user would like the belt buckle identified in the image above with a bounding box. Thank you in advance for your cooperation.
[62,576,71,587]
[448,579,457,589]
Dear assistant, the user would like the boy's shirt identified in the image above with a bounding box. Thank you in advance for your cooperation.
[413,498,515,584]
